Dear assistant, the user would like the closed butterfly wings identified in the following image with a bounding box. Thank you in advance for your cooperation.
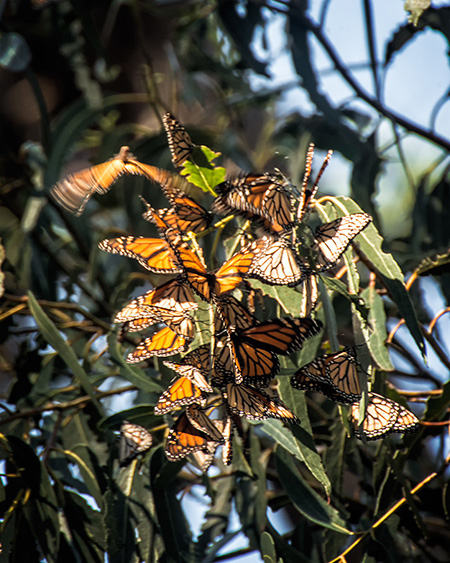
[114,278,197,332]
[126,308,195,363]
[291,347,362,404]
[163,112,195,167]
[165,404,225,462]
[211,173,294,233]
[248,233,309,287]
[154,361,213,415]
[141,190,211,235]
[311,213,372,271]
[224,383,298,423]
[119,421,153,466]
[352,392,419,440]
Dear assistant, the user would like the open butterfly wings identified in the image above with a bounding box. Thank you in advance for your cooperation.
[50,145,196,215]
[98,236,181,274]
[165,230,270,302]
[50,146,142,215]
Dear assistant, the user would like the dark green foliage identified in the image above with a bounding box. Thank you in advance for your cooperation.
[0,2,449,562]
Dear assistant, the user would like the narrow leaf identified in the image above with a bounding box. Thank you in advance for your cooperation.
[27,291,102,411]
[275,447,351,535]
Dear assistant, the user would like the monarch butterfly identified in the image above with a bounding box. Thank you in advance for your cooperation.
[166,229,270,302]
[213,334,279,387]
[165,412,223,462]
[141,193,212,235]
[223,383,299,423]
[154,375,207,415]
[163,185,213,233]
[291,347,361,404]
[351,392,420,440]
[98,236,182,274]
[118,421,153,466]
[162,112,195,167]
[114,278,197,328]
[299,274,319,317]
[248,232,310,287]
[126,325,191,363]
[211,173,294,233]
[185,404,226,442]
[311,213,372,271]
[50,146,191,215]
[154,361,213,415]
[163,361,213,393]
[214,295,256,333]
[221,317,322,385]
[296,144,333,222]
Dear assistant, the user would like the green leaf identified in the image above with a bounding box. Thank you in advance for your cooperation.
[107,333,165,394]
[278,377,332,496]
[98,406,161,432]
[360,285,393,371]
[180,146,226,195]
[275,447,351,535]
[27,291,103,412]
[261,531,277,563]
[248,279,306,316]
[0,32,31,72]
[319,275,369,321]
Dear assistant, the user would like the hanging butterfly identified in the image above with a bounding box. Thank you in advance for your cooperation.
[214,294,257,333]
[310,213,372,271]
[98,235,182,274]
[154,362,213,415]
[126,322,193,363]
[114,278,197,332]
[351,392,420,441]
[141,192,212,235]
[291,347,362,404]
[50,146,191,215]
[247,231,310,287]
[165,406,225,462]
[162,112,195,167]
[218,317,322,385]
[223,383,299,423]
[211,173,294,233]
[165,228,270,302]
[162,185,213,233]
[296,144,333,222]
[118,421,153,466]
[213,333,279,387]
[299,274,320,317]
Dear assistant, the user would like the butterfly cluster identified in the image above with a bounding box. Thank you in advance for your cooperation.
[51,113,420,470]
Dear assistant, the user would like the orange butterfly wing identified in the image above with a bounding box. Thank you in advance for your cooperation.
[98,236,181,273]
[126,326,189,363]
